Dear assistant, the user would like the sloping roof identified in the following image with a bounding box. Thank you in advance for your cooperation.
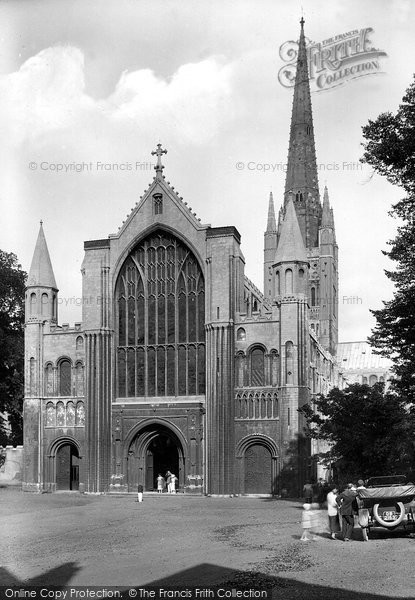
[337,341,392,371]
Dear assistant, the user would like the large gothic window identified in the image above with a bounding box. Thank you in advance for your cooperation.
[116,230,205,397]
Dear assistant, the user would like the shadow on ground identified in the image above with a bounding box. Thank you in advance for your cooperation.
[0,563,80,585]
[2,562,412,599]
[145,563,414,599]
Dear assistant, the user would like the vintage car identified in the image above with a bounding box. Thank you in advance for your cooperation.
[356,475,415,540]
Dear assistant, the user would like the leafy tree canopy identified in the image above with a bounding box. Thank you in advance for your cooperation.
[299,383,415,482]
[0,250,26,445]
[361,76,415,396]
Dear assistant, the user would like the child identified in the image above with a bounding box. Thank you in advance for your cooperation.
[156,474,165,494]
[300,503,317,541]
[137,483,144,503]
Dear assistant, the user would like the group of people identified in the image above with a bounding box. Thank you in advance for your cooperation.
[301,479,366,542]
[136,470,178,502]
[327,481,365,542]
[156,471,177,494]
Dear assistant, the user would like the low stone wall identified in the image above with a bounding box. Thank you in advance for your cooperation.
[0,446,23,486]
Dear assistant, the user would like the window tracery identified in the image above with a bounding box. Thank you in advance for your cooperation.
[116,230,205,397]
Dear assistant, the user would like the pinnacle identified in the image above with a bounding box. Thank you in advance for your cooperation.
[266,191,277,232]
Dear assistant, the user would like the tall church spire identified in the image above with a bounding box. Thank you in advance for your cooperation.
[266,191,276,232]
[27,222,57,289]
[284,18,321,248]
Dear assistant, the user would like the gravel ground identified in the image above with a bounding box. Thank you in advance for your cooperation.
[0,488,414,599]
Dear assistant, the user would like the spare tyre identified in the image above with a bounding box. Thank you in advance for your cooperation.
[373,501,405,527]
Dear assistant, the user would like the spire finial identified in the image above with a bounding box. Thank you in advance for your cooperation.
[151,143,167,177]
[300,16,305,28]
[40,219,43,227]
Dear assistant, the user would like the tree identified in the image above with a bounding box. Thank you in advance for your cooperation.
[299,384,415,482]
[0,250,26,445]
[361,75,415,397]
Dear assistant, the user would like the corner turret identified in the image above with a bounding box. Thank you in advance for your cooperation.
[26,222,58,323]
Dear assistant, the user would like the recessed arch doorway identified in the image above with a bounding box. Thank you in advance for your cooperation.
[244,444,272,494]
[237,435,279,495]
[55,442,79,491]
[127,423,185,492]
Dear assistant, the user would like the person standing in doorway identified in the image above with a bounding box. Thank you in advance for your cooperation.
[166,471,172,493]
[326,486,339,539]
[170,473,177,494]
[137,483,143,503]
[156,473,165,494]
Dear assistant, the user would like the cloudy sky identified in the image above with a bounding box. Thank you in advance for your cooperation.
[1,0,414,342]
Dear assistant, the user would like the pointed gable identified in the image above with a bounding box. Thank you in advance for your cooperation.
[27,223,57,289]
[115,144,208,238]
[274,198,307,264]
[116,174,207,238]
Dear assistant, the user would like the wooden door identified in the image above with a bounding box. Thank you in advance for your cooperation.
[244,444,271,494]
[145,450,154,490]
[56,445,71,490]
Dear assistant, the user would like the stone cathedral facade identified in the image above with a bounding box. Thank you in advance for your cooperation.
[23,21,344,496]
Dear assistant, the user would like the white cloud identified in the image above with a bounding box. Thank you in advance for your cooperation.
[107,59,234,143]
[0,46,235,148]
[0,47,94,145]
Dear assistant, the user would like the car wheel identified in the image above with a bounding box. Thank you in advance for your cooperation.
[373,502,405,528]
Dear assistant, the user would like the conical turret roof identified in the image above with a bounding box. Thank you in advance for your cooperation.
[274,198,307,264]
[27,223,57,289]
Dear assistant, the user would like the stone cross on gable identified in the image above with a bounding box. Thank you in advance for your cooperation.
[151,143,167,176]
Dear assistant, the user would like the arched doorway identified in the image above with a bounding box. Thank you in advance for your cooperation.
[244,444,272,494]
[56,443,79,491]
[127,424,184,492]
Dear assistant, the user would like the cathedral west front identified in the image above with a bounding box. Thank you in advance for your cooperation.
[23,20,344,496]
